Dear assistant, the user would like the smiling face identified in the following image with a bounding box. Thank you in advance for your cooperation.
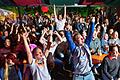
[113,31,119,39]
[111,46,119,57]
[33,48,43,60]
[104,33,108,40]
[4,38,11,48]
[74,33,84,46]
[4,31,8,37]
[58,14,62,20]
[109,29,114,35]
[109,45,119,58]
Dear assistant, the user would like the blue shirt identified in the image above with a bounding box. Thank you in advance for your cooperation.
[65,22,95,74]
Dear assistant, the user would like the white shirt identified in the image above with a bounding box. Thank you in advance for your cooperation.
[55,18,66,31]
[30,57,51,80]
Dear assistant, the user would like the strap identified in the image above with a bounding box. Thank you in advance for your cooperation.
[75,47,89,74]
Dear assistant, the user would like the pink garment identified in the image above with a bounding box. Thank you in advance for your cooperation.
[29,44,37,52]
[16,43,37,52]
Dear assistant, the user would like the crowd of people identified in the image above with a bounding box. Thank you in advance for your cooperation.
[0,5,120,80]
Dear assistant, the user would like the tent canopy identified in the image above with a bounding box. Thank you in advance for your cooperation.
[0,0,119,7]
[0,0,43,6]
[13,0,42,6]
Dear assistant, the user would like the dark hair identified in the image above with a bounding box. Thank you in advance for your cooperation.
[4,37,11,48]
[32,47,43,58]
[4,36,9,41]
[6,53,17,63]
[73,32,80,41]
[32,43,44,55]
[32,47,39,54]
[96,24,101,29]
[109,45,119,52]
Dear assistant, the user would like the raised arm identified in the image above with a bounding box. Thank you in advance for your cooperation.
[54,4,57,20]
[44,30,52,57]
[16,24,19,34]
[65,25,76,53]
[10,23,15,34]
[63,5,66,19]
[22,23,27,32]
[54,31,63,42]
[85,17,95,47]
[39,28,47,45]
[22,33,33,64]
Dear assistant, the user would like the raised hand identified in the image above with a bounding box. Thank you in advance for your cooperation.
[49,30,53,35]
[64,4,66,18]
[54,4,57,19]
[21,32,29,39]
[43,28,48,33]
[64,4,66,9]
[54,4,56,8]
[92,17,95,23]
[17,33,21,42]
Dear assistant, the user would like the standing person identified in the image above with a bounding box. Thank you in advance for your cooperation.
[65,17,95,80]
[22,32,52,80]
[0,38,11,55]
[54,4,66,31]
[99,45,120,80]
[0,53,22,80]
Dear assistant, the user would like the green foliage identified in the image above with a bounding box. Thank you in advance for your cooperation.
[49,0,74,5]
[0,5,101,17]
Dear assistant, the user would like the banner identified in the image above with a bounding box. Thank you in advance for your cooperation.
[13,0,42,6]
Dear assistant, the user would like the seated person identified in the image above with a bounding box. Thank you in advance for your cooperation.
[98,45,120,80]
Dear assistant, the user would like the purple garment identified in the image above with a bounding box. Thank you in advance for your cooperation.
[29,44,37,52]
